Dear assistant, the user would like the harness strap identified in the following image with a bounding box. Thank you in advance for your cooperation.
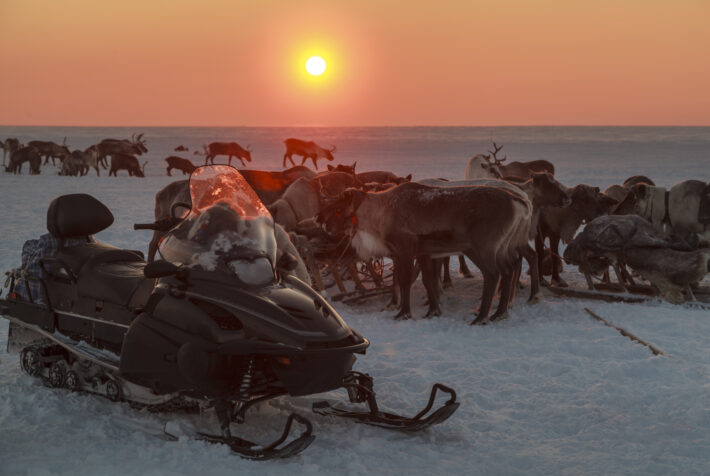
[662,189,672,229]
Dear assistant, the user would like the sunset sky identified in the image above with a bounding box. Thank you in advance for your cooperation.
[0,0,708,126]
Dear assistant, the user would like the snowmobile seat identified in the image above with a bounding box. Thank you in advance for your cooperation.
[44,193,151,306]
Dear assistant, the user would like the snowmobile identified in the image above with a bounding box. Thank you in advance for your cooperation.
[0,165,459,460]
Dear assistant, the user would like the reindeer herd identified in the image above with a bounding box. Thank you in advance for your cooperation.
[4,131,708,320]
[1,134,148,177]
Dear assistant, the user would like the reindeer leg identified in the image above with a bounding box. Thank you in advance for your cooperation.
[312,157,319,170]
[167,166,172,176]
[491,266,514,322]
[442,257,453,289]
[471,268,498,325]
[393,255,414,320]
[326,258,346,294]
[420,256,442,318]
[535,233,549,287]
[458,255,473,278]
[522,245,541,303]
[549,234,568,287]
[347,259,365,292]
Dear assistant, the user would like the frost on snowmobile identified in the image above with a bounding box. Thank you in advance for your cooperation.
[0,165,459,460]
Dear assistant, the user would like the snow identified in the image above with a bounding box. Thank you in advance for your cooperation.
[1,127,710,475]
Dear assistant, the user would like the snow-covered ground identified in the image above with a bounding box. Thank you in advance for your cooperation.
[1,133,709,475]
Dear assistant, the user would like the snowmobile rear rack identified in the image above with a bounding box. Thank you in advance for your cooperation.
[312,371,459,432]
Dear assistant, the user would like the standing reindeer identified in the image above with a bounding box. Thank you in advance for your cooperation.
[2,138,21,167]
[283,138,336,170]
[27,138,70,166]
[96,133,148,169]
[203,142,252,167]
[465,142,555,179]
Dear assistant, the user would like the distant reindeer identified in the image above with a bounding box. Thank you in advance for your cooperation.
[60,146,101,176]
[165,156,196,176]
[96,133,147,168]
[109,153,146,177]
[27,138,70,166]
[204,142,252,166]
[2,138,21,167]
[324,162,357,175]
[6,146,41,175]
[466,142,554,180]
[283,138,336,170]
[174,145,189,152]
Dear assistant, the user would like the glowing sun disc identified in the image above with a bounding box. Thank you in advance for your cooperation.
[306,56,326,76]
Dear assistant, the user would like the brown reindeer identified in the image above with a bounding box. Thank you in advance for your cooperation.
[357,170,413,185]
[1,138,21,167]
[465,142,554,180]
[316,183,533,324]
[536,184,618,286]
[165,156,196,176]
[325,162,357,175]
[96,133,147,168]
[28,138,70,166]
[283,138,336,169]
[60,146,101,176]
[204,142,252,166]
[109,153,145,177]
[6,146,41,174]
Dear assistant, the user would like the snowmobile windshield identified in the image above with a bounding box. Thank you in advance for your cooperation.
[158,165,277,286]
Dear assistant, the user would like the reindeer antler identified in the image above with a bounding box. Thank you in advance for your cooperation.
[487,142,506,165]
[330,145,337,154]
[247,144,252,152]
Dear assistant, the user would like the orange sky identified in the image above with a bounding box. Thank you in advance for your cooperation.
[1,0,708,126]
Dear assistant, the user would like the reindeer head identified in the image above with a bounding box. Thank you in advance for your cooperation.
[316,188,365,237]
[243,144,253,162]
[324,145,336,161]
[131,133,148,154]
[531,172,571,208]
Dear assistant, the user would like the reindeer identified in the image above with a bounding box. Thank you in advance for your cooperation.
[357,170,413,185]
[174,145,189,152]
[1,138,21,167]
[283,138,336,170]
[96,133,148,168]
[60,146,101,176]
[536,184,618,287]
[27,138,70,166]
[6,146,42,174]
[204,142,252,167]
[465,142,554,180]
[419,173,571,302]
[325,162,357,175]
[109,153,146,177]
[165,156,196,176]
[2,138,21,166]
[316,183,534,324]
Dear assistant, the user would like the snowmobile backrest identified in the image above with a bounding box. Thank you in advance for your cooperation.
[47,194,114,239]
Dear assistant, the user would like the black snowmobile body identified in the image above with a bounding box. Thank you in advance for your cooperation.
[0,165,459,460]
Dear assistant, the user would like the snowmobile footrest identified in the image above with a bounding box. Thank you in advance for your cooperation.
[312,376,459,432]
[168,413,315,460]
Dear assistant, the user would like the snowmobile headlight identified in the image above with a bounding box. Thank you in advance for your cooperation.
[228,257,275,286]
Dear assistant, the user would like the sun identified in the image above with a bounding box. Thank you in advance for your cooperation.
[305,56,326,76]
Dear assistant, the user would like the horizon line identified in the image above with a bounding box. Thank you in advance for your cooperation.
[1,123,709,128]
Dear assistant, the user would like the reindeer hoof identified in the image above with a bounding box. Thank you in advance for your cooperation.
[491,311,509,322]
[552,277,568,288]
[461,272,473,279]
[528,293,543,304]
[424,307,442,319]
[382,302,398,311]
[540,278,551,288]
[443,281,453,289]
[469,318,490,326]
[394,311,412,320]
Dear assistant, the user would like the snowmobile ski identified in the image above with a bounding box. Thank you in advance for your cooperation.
[312,371,459,432]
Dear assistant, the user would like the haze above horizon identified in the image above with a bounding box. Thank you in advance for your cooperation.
[1,0,708,127]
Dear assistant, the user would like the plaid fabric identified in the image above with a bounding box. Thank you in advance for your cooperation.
[14,233,92,304]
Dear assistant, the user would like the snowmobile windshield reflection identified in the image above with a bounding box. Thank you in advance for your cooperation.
[158,166,278,286]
